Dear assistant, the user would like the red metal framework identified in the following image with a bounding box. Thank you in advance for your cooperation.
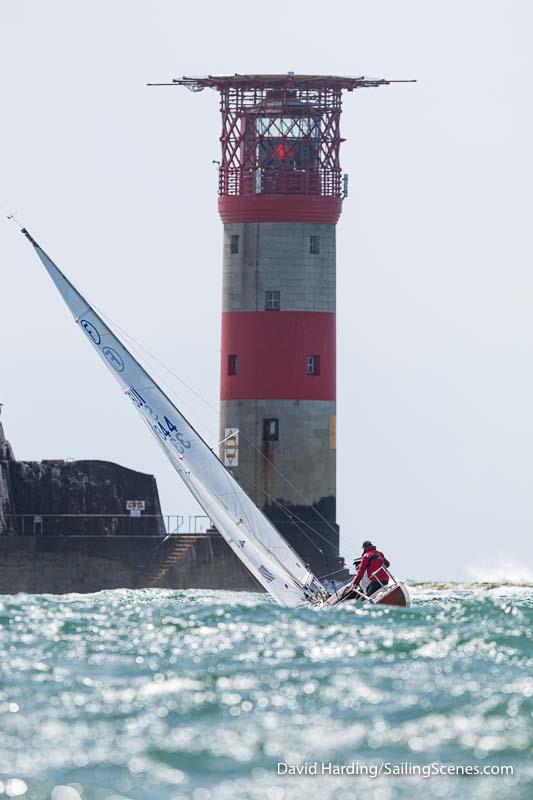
[215,81,344,197]
[150,75,414,200]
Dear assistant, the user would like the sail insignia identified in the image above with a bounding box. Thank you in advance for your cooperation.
[258,565,276,583]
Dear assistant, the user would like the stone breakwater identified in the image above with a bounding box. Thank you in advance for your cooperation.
[0,419,164,536]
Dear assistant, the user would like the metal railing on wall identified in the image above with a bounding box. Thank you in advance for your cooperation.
[0,514,213,537]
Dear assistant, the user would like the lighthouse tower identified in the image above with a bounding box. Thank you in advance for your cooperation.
[154,74,402,576]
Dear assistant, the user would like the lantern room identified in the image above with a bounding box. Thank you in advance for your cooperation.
[241,95,321,196]
[153,75,401,224]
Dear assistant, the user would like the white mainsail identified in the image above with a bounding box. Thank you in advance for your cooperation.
[23,229,327,607]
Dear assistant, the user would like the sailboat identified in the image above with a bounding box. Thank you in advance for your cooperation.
[22,228,410,609]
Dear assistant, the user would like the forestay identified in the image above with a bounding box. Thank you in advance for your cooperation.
[23,229,327,607]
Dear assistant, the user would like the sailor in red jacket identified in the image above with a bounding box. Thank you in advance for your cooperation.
[352,541,391,597]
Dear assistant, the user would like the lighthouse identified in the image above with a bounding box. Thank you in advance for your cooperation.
[152,74,406,576]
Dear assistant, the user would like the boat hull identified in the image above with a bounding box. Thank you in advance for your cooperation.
[321,581,410,608]
[371,582,410,606]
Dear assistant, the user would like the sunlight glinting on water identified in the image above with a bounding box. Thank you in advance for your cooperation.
[0,585,531,799]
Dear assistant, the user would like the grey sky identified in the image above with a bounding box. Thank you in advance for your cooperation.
[1,0,532,581]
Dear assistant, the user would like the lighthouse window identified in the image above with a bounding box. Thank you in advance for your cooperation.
[263,418,279,442]
[309,236,320,254]
[307,355,320,375]
[228,354,239,375]
[265,291,280,311]
[256,117,318,138]
[230,234,239,254]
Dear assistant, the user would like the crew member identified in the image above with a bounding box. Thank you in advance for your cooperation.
[352,541,391,596]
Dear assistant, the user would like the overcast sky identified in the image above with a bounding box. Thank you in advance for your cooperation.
[1,0,532,581]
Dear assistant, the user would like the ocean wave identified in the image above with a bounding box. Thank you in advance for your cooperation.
[0,588,531,800]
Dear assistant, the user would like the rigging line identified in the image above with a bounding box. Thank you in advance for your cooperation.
[180,419,336,561]
[121,326,346,555]
[94,305,219,420]
[94,301,330,568]
[236,472,326,556]
[102,326,243,538]
[240,441,342,543]
[115,326,220,444]
[135,412,267,591]
[138,364,326,556]
[93,314,254,529]
[94,305,348,550]
[101,314,332,553]
[148,417,316,589]
[228,461,342,557]
[127,359,331,558]
[119,330,264,542]
[142,342,345,550]
[95,308,324,494]
[185,460,308,593]
[212,415,344,550]
[121,339,253,534]
[317,567,350,581]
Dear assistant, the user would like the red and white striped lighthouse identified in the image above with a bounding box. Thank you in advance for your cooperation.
[156,73,403,575]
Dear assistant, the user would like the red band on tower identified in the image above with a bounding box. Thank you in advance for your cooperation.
[218,196,342,224]
[221,311,336,401]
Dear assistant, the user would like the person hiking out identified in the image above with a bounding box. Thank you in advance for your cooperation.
[352,541,391,597]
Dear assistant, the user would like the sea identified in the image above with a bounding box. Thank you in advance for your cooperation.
[0,584,531,800]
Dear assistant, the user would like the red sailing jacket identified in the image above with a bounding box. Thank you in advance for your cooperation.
[353,546,390,586]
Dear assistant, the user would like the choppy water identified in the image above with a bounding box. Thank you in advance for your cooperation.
[0,585,531,800]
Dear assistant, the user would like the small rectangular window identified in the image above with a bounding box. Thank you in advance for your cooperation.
[230,234,239,254]
[309,235,320,255]
[307,355,320,375]
[228,354,239,375]
[263,418,279,442]
[265,291,280,311]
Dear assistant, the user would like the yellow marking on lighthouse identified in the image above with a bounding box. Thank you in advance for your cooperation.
[329,416,336,450]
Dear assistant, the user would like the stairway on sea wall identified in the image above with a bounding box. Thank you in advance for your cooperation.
[140,536,198,588]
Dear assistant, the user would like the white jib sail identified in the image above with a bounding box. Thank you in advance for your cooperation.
[23,229,327,607]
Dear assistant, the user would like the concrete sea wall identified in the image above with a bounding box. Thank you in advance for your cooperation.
[0,534,260,594]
